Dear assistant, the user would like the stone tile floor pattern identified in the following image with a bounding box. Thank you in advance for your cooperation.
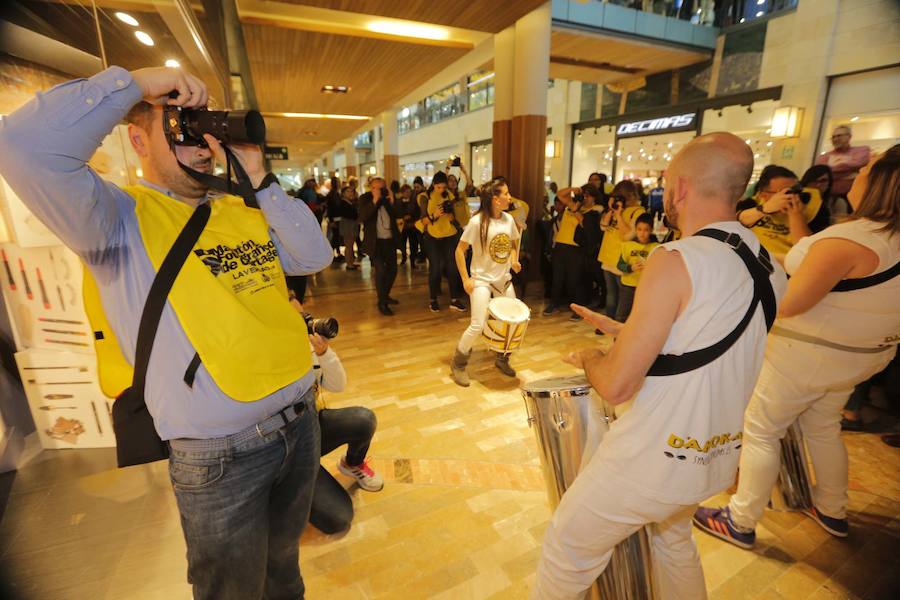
[1,261,898,599]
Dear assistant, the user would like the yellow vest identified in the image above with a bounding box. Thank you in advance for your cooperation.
[554,208,583,246]
[453,193,471,228]
[746,188,823,257]
[598,205,646,268]
[424,191,460,239]
[84,185,312,401]
[619,240,659,287]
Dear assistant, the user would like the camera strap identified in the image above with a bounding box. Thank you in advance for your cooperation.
[174,144,260,209]
[646,229,777,377]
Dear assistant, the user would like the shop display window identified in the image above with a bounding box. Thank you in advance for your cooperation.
[571,127,616,187]
[470,142,493,186]
[702,100,778,180]
[818,112,900,158]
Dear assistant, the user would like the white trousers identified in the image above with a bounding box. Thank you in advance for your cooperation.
[456,283,516,354]
[533,461,706,600]
[729,334,895,528]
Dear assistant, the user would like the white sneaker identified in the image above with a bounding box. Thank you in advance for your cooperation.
[338,458,384,492]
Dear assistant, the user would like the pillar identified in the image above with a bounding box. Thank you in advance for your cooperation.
[343,139,358,179]
[382,110,400,183]
[492,25,515,180]
[509,1,551,276]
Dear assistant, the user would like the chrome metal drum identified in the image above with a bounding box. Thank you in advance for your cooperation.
[773,421,814,511]
[522,375,657,600]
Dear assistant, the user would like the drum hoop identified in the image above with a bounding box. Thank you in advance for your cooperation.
[522,387,592,399]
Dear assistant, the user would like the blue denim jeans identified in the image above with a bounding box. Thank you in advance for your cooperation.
[168,387,320,600]
[603,270,621,318]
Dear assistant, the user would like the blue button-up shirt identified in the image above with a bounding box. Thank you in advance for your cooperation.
[0,67,333,440]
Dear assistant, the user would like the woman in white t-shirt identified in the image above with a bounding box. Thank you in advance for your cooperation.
[695,145,900,548]
[450,181,522,387]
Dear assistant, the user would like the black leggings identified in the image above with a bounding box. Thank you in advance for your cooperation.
[424,234,463,300]
[308,406,377,535]
[551,244,586,307]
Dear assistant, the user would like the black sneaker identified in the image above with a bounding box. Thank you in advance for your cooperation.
[542,304,558,317]
[429,300,440,313]
[840,417,864,432]
[387,297,400,305]
[450,299,467,312]
[378,303,394,316]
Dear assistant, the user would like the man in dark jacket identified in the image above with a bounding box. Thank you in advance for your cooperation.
[358,177,401,315]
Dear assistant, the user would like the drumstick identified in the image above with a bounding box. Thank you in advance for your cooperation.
[19,258,32,300]
[36,268,50,309]
[1,249,15,291]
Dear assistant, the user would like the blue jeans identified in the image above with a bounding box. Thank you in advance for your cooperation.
[603,270,621,318]
[168,387,320,600]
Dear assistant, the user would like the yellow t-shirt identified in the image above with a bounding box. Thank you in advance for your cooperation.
[743,188,823,257]
[554,207,584,246]
[619,240,659,287]
[452,195,471,229]
[598,205,646,270]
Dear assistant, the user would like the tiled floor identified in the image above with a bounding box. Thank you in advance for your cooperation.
[1,258,899,599]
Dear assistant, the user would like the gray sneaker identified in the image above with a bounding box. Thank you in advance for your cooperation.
[451,349,471,387]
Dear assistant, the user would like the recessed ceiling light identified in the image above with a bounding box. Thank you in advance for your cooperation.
[850,116,859,122]
[165,59,180,68]
[321,85,350,94]
[366,20,449,41]
[135,31,154,46]
[115,12,139,27]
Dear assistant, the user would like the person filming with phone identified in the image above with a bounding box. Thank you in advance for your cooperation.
[0,66,333,599]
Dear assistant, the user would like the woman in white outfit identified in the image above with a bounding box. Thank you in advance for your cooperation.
[450,181,521,387]
[695,145,900,547]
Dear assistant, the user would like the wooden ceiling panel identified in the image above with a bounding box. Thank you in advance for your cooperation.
[550,30,710,78]
[243,24,467,115]
[275,0,548,33]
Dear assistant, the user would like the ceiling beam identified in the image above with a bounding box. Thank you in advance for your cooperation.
[549,55,641,75]
[236,0,486,50]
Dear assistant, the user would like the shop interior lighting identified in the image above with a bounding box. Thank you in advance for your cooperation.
[366,20,450,41]
[165,59,180,68]
[321,85,350,94]
[756,11,764,17]
[850,116,860,122]
[766,141,773,147]
[757,0,766,4]
[115,12,139,27]
[135,167,143,178]
[135,31,154,46]
[754,153,760,158]
[771,106,804,138]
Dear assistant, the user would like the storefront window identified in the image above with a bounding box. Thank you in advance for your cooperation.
[401,162,437,186]
[571,127,615,187]
[818,112,900,158]
[616,130,694,186]
[467,70,495,111]
[470,142,493,184]
[701,100,778,181]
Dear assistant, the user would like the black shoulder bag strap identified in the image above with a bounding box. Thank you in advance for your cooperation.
[831,259,900,292]
[112,202,211,468]
[646,229,777,377]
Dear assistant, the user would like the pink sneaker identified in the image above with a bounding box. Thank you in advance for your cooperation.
[338,458,384,492]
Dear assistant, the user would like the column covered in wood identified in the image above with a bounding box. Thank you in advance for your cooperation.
[381,110,400,183]
[510,2,551,277]
[492,25,515,180]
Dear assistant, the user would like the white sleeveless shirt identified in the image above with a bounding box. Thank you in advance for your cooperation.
[591,221,787,505]
[780,219,900,349]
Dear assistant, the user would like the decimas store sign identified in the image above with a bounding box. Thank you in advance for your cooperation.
[617,113,697,138]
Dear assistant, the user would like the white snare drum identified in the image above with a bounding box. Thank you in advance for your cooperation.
[482,296,530,353]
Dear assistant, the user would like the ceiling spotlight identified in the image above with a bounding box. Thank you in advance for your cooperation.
[745,139,752,144]
[135,31,154,46]
[667,142,673,148]
[165,59,180,68]
[366,20,449,41]
[753,153,760,158]
[766,141,773,147]
[593,128,598,134]
[746,105,753,114]
[321,85,350,94]
[850,116,859,122]
[647,155,654,160]
[115,12,139,27]
[626,155,632,162]
[717,109,723,117]
[577,130,583,138]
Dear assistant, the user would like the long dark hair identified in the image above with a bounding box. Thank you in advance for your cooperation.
[849,144,900,235]
[800,164,833,198]
[476,182,505,251]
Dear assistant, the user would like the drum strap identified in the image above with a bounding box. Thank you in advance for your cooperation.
[646,229,776,377]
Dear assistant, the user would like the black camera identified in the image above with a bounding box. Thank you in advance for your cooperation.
[786,183,812,204]
[450,154,462,167]
[442,200,454,214]
[163,105,266,147]
[303,313,339,339]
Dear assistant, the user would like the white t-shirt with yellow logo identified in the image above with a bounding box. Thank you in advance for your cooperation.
[460,212,520,289]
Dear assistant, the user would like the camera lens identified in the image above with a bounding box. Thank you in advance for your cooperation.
[184,109,266,146]
[313,317,339,339]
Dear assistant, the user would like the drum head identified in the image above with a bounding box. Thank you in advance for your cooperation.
[521,375,592,397]
[488,297,530,323]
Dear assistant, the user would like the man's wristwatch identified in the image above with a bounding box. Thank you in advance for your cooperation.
[254,172,279,192]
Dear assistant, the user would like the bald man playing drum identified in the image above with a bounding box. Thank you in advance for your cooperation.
[532,133,787,600]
